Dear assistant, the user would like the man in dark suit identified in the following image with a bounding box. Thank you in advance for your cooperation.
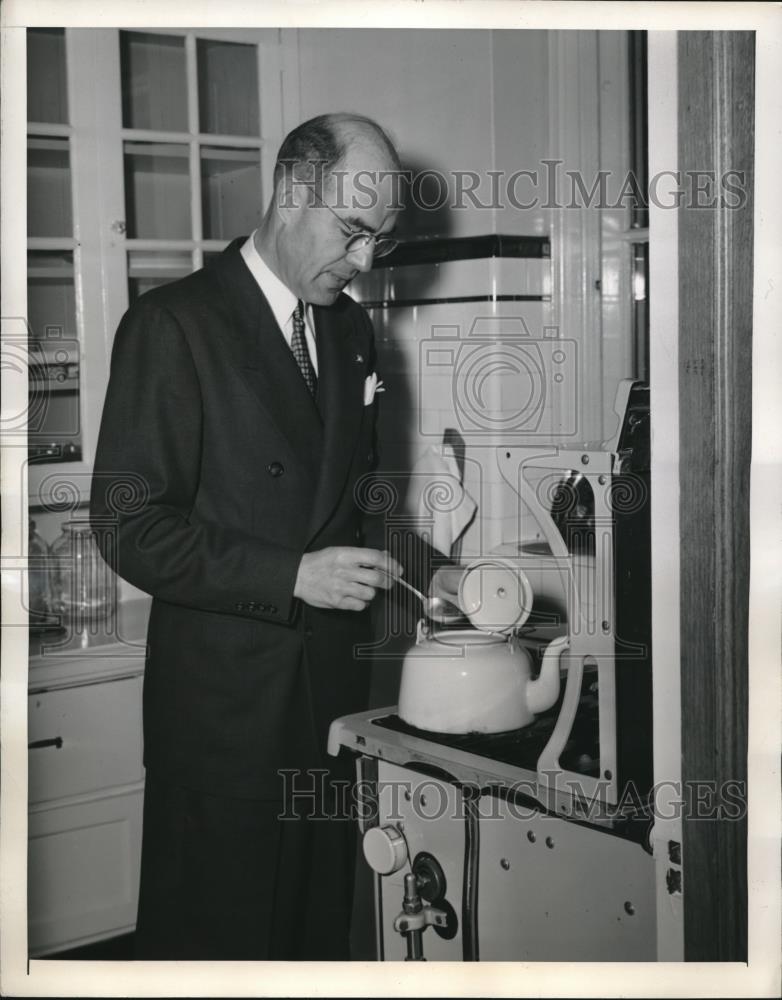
[90,113,447,960]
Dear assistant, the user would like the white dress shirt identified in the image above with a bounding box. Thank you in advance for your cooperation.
[240,232,319,374]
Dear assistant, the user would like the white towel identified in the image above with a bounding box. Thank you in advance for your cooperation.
[406,444,477,557]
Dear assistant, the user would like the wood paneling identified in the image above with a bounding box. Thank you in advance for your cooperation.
[677,31,754,962]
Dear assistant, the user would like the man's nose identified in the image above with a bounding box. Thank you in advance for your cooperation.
[346,242,374,272]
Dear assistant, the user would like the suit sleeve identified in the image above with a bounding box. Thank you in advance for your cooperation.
[90,300,301,623]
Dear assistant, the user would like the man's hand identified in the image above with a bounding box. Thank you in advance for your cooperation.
[294,547,403,611]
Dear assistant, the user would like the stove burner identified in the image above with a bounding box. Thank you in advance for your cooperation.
[373,669,600,776]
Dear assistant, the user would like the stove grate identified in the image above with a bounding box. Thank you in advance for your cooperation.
[372,673,600,776]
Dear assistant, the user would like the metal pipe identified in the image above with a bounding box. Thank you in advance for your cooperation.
[461,786,481,961]
[405,930,424,961]
[401,873,425,961]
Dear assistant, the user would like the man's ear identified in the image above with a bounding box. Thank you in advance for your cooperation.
[275,173,297,221]
[276,158,312,219]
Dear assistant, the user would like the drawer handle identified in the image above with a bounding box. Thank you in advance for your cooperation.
[28,737,63,750]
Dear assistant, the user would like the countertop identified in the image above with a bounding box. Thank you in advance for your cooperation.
[28,598,151,691]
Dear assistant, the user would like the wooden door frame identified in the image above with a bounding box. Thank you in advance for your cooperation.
[677,30,754,962]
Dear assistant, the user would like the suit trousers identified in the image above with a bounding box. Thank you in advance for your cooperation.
[133,771,357,960]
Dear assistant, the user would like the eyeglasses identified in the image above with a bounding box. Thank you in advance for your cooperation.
[309,188,398,259]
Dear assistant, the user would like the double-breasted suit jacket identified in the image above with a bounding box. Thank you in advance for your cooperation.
[91,237,379,800]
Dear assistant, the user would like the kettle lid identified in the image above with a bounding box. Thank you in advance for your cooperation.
[458,558,534,634]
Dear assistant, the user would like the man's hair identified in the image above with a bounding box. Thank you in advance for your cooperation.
[273,112,401,192]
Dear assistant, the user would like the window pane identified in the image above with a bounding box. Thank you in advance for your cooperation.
[120,31,188,132]
[27,251,81,463]
[127,250,192,302]
[200,146,261,240]
[124,142,191,239]
[197,39,259,136]
[28,137,72,238]
[27,251,76,341]
[27,28,68,124]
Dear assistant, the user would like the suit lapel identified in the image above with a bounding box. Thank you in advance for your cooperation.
[212,241,323,483]
[212,240,365,539]
[306,303,365,543]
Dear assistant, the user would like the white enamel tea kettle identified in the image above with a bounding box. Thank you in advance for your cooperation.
[397,558,569,735]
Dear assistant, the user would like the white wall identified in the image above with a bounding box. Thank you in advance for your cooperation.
[492,29,550,236]
[297,29,637,520]
[298,29,557,559]
[297,28,550,238]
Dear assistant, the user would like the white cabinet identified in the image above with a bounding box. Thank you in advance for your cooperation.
[28,676,144,806]
[28,788,144,955]
[27,601,149,956]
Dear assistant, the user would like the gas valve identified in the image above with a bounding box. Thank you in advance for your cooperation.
[392,872,448,961]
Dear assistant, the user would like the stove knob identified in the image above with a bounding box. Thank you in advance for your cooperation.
[363,825,408,875]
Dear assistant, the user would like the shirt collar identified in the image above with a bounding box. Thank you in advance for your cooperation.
[240,231,298,331]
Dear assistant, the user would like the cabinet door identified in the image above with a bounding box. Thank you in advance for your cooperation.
[26,29,84,490]
[477,798,657,960]
[28,789,143,956]
[28,675,144,804]
[26,27,295,507]
[112,28,283,307]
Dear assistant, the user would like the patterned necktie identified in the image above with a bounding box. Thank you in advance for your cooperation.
[291,299,317,396]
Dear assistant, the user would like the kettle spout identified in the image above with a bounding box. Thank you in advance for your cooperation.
[526,635,569,715]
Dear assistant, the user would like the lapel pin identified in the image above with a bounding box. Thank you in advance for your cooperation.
[355,353,364,364]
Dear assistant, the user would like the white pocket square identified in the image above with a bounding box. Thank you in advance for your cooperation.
[364,372,385,405]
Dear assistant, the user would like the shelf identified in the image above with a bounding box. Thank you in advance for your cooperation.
[120,128,265,148]
[127,249,192,301]
[123,140,190,158]
[201,146,261,162]
[29,378,79,394]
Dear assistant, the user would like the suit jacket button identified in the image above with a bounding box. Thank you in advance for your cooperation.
[266,461,284,478]
[259,603,267,612]
[236,602,245,611]
[304,626,313,638]
[269,605,277,614]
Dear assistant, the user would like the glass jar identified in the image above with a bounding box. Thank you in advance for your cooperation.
[50,519,114,624]
[28,519,53,628]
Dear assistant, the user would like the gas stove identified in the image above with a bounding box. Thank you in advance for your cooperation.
[329,699,655,962]
[327,377,654,961]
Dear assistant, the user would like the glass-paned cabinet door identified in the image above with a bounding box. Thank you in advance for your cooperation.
[26,28,82,467]
[118,29,267,303]
[25,27,291,506]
